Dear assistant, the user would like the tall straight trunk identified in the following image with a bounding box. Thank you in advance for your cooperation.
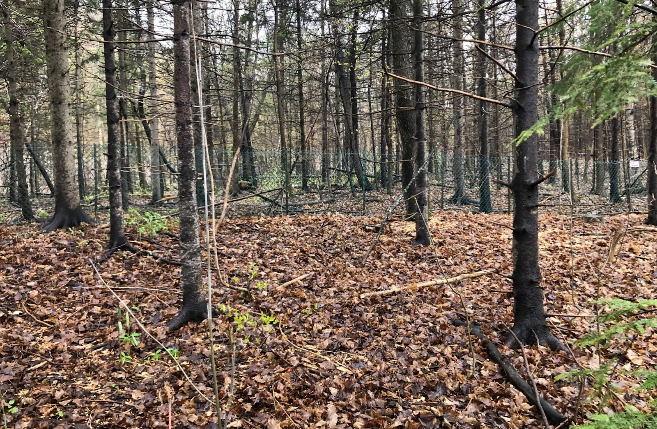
[42,0,92,231]
[167,0,206,330]
[328,1,369,190]
[509,0,561,349]
[118,0,131,207]
[190,0,205,206]
[390,0,417,215]
[380,23,389,191]
[592,122,605,195]
[273,0,291,202]
[648,44,657,225]
[413,0,429,246]
[74,0,85,200]
[147,0,162,203]
[321,0,329,184]
[230,0,242,194]
[296,0,309,191]
[476,0,491,213]
[135,122,147,188]
[200,2,218,187]
[103,0,127,250]
[239,5,256,187]
[450,0,466,205]
[3,1,33,221]
[610,116,621,203]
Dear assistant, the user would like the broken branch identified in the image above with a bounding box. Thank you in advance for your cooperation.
[360,270,491,299]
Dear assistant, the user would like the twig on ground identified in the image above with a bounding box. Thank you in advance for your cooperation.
[359,270,491,299]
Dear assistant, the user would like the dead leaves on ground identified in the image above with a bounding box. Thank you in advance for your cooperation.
[0,211,655,428]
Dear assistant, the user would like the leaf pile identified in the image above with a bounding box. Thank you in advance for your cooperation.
[1,211,655,428]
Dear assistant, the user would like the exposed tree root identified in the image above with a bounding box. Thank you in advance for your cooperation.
[98,240,181,265]
[42,206,93,232]
[166,305,207,331]
[452,319,568,426]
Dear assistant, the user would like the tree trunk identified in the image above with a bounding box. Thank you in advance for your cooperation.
[476,0,492,214]
[103,0,128,250]
[167,0,207,330]
[390,0,417,215]
[413,0,430,246]
[296,0,309,192]
[147,0,162,203]
[3,1,34,221]
[74,0,85,201]
[648,42,657,225]
[321,0,330,184]
[450,0,467,205]
[42,0,92,232]
[610,116,621,203]
[509,0,561,349]
[380,23,390,191]
[118,0,131,207]
[230,0,242,195]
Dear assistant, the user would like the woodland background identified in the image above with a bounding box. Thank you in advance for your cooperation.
[1,0,657,427]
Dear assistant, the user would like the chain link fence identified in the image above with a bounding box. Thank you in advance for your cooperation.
[1,144,650,217]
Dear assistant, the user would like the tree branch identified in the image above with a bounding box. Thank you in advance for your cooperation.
[386,71,513,108]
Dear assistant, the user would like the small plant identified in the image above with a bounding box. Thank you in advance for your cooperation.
[119,332,140,347]
[118,352,133,364]
[126,208,169,239]
[167,348,180,358]
[36,210,49,218]
[255,280,269,290]
[558,299,657,428]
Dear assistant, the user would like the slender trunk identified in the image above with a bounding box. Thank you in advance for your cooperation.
[103,0,127,249]
[610,116,621,203]
[450,0,466,205]
[321,0,329,184]
[42,0,92,231]
[230,0,242,194]
[167,0,207,330]
[3,2,33,220]
[413,0,429,246]
[118,0,131,207]
[648,49,657,224]
[476,0,491,213]
[74,0,85,200]
[296,0,309,191]
[509,0,561,349]
[273,1,289,200]
[147,1,162,203]
[380,23,389,190]
[390,0,417,214]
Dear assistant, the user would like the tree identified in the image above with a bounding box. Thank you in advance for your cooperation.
[147,0,162,204]
[390,0,417,216]
[648,38,657,226]
[103,0,128,251]
[413,0,430,246]
[449,0,468,206]
[42,0,92,232]
[509,0,561,348]
[3,0,34,222]
[167,0,207,330]
[476,0,492,214]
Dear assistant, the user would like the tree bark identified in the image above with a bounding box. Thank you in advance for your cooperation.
[167,0,207,330]
[450,0,467,205]
[648,40,657,225]
[296,0,309,192]
[73,0,86,201]
[147,0,162,203]
[610,116,621,203]
[103,0,128,250]
[42,0,92,232]
[413,0,430,246]
[3,1,34,221]
[476,0,492,213]
[390,0,417,215]
[509,0,561,349]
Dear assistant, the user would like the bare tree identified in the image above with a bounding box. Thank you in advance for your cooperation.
[42,0,92,231]
[167,0,207,330]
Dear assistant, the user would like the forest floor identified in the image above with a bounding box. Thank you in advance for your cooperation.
[1,198,656,428]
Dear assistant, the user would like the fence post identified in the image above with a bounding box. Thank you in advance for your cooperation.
[440,153,445,210]
[94,141,98,218]
[285,147,290,215]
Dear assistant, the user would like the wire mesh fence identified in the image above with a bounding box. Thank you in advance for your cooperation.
[1,144,650,218]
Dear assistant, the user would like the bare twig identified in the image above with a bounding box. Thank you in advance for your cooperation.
[360,271,491,299]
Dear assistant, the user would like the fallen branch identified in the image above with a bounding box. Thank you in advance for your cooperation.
[360,270,490,299]
[276,273,311,290]
[452,320,567,425]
